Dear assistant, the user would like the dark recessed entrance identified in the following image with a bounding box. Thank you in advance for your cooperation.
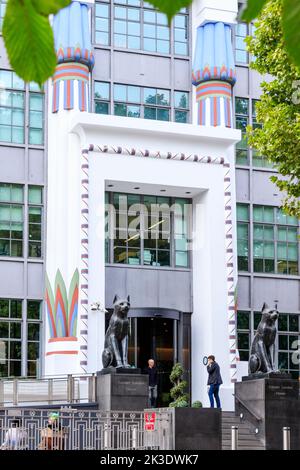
[128,316,176,406]
[105,308,191,407]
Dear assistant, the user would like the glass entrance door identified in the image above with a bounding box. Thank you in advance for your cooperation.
[128,317,176,407]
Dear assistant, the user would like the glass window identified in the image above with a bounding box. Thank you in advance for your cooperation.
[95,81,110,115]
[278,314,300,379]
[0,297,24,378]
[0,184,23,257]
[107,192,191,267]
[0,70,25,144]
[253,205,299,275]
[235,22,248,64]
[95,81,189,124]
[174,91,189,123]
[28,186,42,258]
[95,2,110,45]
[143,7,169,53]
[0,0,7,30]
[27,299,41,378]
[114,5,141,49]
[235,97,249,165]
[174,12,188,55]
[237,204,249,271]
[29,93,44,145]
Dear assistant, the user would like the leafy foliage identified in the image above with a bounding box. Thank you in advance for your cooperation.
[169,363,189,408]
[241,0,267,22]
[2,0,71,86]
[246,0,300,217]
[192,400,203,408]
[241,0,300,69]
[146,0,192,25]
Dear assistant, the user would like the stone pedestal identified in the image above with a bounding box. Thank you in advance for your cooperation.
[235,376,300,450]
[96,370,148,411]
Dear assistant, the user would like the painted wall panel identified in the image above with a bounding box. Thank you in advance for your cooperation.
[236,168,250,201]
[105,266,192,312]
[253,277,300,312]
[252,170,283,206]
[27,263,44,298]
[0,261,24,297]
[28,149,45,184]
[237,275,251,309]
[113,52,171,88]
[0,146,25,182]
[92,49,111,80]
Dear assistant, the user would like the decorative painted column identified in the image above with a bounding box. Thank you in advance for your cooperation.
[45,1,94,376]
[192,22,236,127]
[52,1,94,113]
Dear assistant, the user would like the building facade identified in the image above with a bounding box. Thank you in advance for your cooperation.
[0,0,299,410]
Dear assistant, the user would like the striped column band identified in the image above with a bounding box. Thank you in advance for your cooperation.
[80,149,89,373]
[196,81,233,128]
[192,67,236,84]
[81,144,238,384]
[52,62,90,113]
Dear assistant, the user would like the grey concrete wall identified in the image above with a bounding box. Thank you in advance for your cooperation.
[105,265,192,312]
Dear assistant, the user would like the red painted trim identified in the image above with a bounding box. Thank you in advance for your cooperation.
[46,350,78,356]
[56,63,88,71]
[54,72,89,82]
[45,291,57,337]
[66,80,71,110]
[197,90,231,99]
[68,285,79,332]
[48,337,78,343]
[55,285,68,335]
[227,98,231,127]
[213,97,217,127]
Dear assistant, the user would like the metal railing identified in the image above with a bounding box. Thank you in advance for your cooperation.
[234,393,262,422]
[0,374,97,406]
[0,408,173,450]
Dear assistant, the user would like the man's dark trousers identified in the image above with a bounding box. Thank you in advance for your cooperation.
[208,384,221,408]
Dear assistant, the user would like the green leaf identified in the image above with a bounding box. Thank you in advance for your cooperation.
[146,0,192,25]
[282,0,300,68]
[3,0,57,86]
[240,0,267,22]
[32,0,71,16]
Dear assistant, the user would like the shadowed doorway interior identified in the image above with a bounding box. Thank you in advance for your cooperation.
[128,316,177,407]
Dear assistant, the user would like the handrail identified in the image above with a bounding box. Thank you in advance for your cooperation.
[0,374,97,406]
[234,393,263,423]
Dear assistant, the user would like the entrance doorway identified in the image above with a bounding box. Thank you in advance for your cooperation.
[128,317,177,407]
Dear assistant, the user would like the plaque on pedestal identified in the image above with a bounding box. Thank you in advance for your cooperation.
[96,370,148,411]
[235,377,300,450]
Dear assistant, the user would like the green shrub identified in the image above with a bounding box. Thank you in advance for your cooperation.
[192,401,203,408]
[169,362,188,408]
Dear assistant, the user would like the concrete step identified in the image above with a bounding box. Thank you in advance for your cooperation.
[221,411,265,451]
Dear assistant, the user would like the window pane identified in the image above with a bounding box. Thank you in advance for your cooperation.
[28,186,42,204]
[175,91,188,109]
[96,31,109,44]
[144,106,156,120]
[237,204,249,221]
[114,84,127,101]
[235,98,249,115]
[175,251,188,267]
[95,102,109,114]
[28,323,40,341]
[237,311,250,330]
[127,86,140,103]
[11,300,22,319]
[0,299,9,317]
[95,82,109,100]
[157,108,169,121]
[279,315,288,331]
[175,110,188,123]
